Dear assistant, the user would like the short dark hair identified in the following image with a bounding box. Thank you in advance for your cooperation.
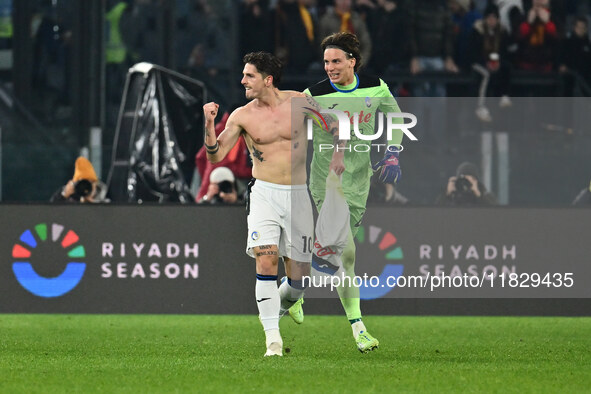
[574,15,589,27]
[321,32,362,71]
[242,52,283,87]
[484,4,500,18]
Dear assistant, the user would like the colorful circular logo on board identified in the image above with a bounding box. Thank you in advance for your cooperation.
[355,225,404,300]
[11,223,86,298]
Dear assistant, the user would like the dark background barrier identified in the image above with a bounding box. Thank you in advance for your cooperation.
[1,205,589,315]
[1,0,590,205]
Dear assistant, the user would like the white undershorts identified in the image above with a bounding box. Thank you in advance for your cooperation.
[246,179,313,262]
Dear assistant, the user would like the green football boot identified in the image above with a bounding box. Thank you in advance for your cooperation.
[356,331,379,353]
[288,297,305,324]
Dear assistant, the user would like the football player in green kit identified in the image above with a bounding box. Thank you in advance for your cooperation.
[295,32,404,352]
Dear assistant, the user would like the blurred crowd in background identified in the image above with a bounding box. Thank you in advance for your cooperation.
[0,0,590,205]
[4,0,590,117]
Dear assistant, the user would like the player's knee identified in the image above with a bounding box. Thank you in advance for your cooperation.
[257,256,278,274]
[300,263,311,278]
[285,258,311,280]
[342,244,356,269]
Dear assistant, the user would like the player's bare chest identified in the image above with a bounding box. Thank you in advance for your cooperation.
[243,108,293,143]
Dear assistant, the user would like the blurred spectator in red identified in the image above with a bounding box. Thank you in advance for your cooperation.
[547,0,568,37]
[275,0,319,73]
[516,0,558,72]
[195,107,252,202]
[319,0,373,64]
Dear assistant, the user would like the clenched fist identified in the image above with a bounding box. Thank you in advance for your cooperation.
[203,102,219,124]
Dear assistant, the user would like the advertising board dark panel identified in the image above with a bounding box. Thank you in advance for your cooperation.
[1,205,253,313]
[1,205,589,315]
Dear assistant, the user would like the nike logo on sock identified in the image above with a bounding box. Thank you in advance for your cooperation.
[256,298,271,303]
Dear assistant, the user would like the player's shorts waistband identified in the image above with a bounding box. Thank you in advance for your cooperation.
[254,179,308,191]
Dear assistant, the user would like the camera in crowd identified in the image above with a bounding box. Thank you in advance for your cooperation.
[50,157,111,203]
[217,180,234,194]
[213,180,235,203]
[438,162,497,206]
[451,175,479,204]
[202,167,240,204]
[454,175,473,195]
[71,179,94,200]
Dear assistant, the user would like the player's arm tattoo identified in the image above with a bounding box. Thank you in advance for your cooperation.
[329,121,347,150]
[204,139,219,154]
[252,146,264,162]
[305,95,347,150]
[305,95,319,108]
[204,123,219,154]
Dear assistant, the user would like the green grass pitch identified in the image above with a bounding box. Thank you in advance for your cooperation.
[1,314,590,393]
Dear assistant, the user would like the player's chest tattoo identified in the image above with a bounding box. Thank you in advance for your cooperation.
[252,146,265,162]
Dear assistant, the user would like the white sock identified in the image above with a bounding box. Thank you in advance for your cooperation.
[265,328,282,348]
[351,320,367,338]
[256,276,280,332]
[278,278,305,315]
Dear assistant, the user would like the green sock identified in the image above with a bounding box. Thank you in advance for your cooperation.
[339,295,361,321]
[336,265,360,320]
[337,232,362,321]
